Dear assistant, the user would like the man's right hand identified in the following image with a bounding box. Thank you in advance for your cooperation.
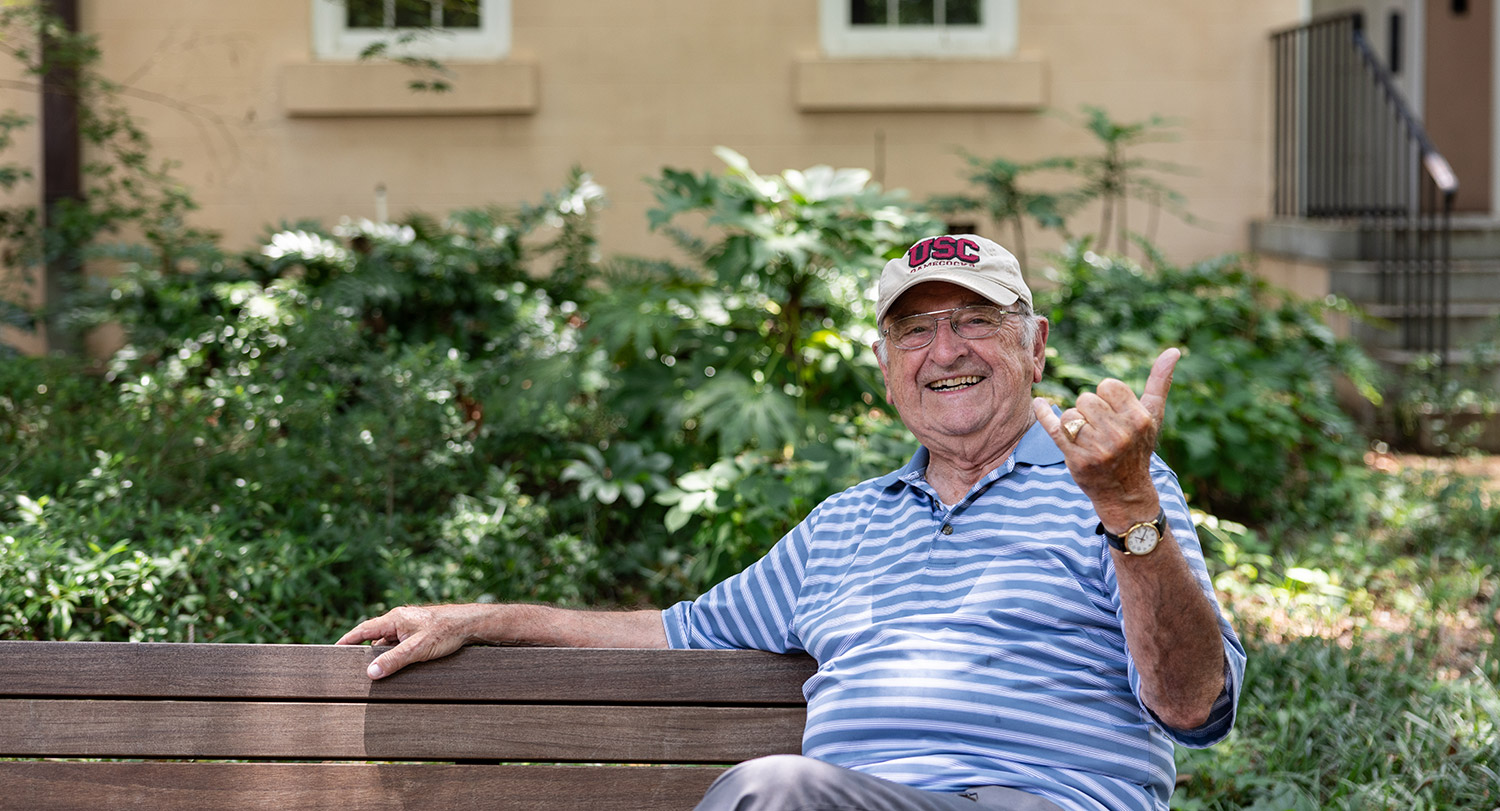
[337,603,488,680]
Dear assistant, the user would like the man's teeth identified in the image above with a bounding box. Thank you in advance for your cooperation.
[929,376,982,391]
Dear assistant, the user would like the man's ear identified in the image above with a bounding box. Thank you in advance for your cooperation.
[872,340,894,404]
[1031,318,1050,384]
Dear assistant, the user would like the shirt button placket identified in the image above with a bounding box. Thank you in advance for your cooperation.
[929,515,958,568]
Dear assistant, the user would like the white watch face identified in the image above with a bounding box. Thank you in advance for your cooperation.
[1125,524,1159,555]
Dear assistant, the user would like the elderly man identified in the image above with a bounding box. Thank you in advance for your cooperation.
[338,234,1245,811]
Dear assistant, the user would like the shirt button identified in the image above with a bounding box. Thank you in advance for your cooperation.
[941,524,953,535]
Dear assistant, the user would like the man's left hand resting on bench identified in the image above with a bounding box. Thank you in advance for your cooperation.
[336,603,667,679]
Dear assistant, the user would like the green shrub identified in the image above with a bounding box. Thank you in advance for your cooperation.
[0,155,949,641]
[0,444,360,643]
[0,174,643,642]
[588,147,941,587]
[381,465,608,608]
[1180,459,1500,811]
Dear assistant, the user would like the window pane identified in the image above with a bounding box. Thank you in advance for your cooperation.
[346,0,386,28]
[393,0,432,28]
[442,0,482,28]
[945,0,980,25]
[849,0,888,25]
[897,0,935,26]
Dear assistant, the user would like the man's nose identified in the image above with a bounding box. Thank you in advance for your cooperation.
[926,318,967,363]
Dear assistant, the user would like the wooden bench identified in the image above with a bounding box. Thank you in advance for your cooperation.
[0,640,816,810]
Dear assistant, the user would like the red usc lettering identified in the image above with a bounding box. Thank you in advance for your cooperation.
[906,236,980,269]
[907,241,932,265]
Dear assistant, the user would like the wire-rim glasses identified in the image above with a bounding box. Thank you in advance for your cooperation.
[881,305,1018,350]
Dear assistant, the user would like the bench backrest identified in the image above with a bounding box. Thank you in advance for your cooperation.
[0,640,817,810]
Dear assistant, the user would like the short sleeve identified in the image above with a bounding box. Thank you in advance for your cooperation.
[660,508,815,653]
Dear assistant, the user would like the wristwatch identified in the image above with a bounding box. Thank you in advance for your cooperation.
[1096,509,1167,556]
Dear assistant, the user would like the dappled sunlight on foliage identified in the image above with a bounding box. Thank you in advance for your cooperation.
[0,154,940,637]
[0,3,1480,794]
[1,171,620,641]
[0,78,1493,801]
[1202,465,1499,672]
[592,147,941,585]
[1179,464,1500,810]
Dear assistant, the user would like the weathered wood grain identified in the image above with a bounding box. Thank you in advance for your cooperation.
[1,698,804,762]
[0,641,814,809]
[0,641,815,703]
[2,761,728,811]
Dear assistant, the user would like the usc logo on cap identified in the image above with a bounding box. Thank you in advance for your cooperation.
[906,235,980,269]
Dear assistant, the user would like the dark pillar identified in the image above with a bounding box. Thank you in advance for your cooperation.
[41,0,81,354]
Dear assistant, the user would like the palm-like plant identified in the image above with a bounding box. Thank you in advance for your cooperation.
[929,150,1073,279]
[1068,105,1195,256]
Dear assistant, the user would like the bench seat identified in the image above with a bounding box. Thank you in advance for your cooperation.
[0,640,817,810]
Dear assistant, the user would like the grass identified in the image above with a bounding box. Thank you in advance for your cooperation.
[1173,460,1500,810]
[1178,635,1499,810]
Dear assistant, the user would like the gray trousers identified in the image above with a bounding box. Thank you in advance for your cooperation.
[694,755,1068,811]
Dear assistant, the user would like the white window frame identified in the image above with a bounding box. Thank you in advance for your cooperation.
[312,0,511,61]
[819,0,1017,58]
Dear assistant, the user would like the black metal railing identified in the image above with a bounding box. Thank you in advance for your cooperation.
[1271,12,1458,362]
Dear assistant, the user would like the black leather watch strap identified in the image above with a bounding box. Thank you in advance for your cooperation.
[1094,508,1167,552]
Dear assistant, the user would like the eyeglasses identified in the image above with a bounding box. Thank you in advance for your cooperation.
[881,305,1019,350]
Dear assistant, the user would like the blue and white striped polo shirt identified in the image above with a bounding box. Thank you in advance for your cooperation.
[662,420,1246,811]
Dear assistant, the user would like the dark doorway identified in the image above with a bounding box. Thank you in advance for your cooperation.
[1423,0,1494,212]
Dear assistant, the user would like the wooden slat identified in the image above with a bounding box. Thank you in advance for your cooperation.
[1,761,727,811]
[0,641,815,704]
[0,699,805,762]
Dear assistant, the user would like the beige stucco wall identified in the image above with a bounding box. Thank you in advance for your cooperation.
[5,0,1303,341]
[0,26,44,356]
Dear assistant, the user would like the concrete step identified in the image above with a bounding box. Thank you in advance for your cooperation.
[1361,303,1500,320]
[1350,315,1500,350]
[1253,216,1500,262]
[1447,215,1500,260]
[1327,260,1500,304]
[1252,215,1499,452]
[1370,347,1500,370]
[1333,258,1500,351]
[1252,219,1363,261]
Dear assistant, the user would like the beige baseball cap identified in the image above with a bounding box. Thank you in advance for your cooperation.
[876,234,1031,324]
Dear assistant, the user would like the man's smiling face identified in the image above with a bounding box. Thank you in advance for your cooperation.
[875,282,1047,456]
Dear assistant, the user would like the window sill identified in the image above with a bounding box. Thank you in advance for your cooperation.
[793,56,1046,112]
[281,61,538,117]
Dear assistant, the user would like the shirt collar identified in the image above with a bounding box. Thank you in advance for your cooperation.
[1013,413,1066,466]
[876,446,929,489]
[876,416,1066,492]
